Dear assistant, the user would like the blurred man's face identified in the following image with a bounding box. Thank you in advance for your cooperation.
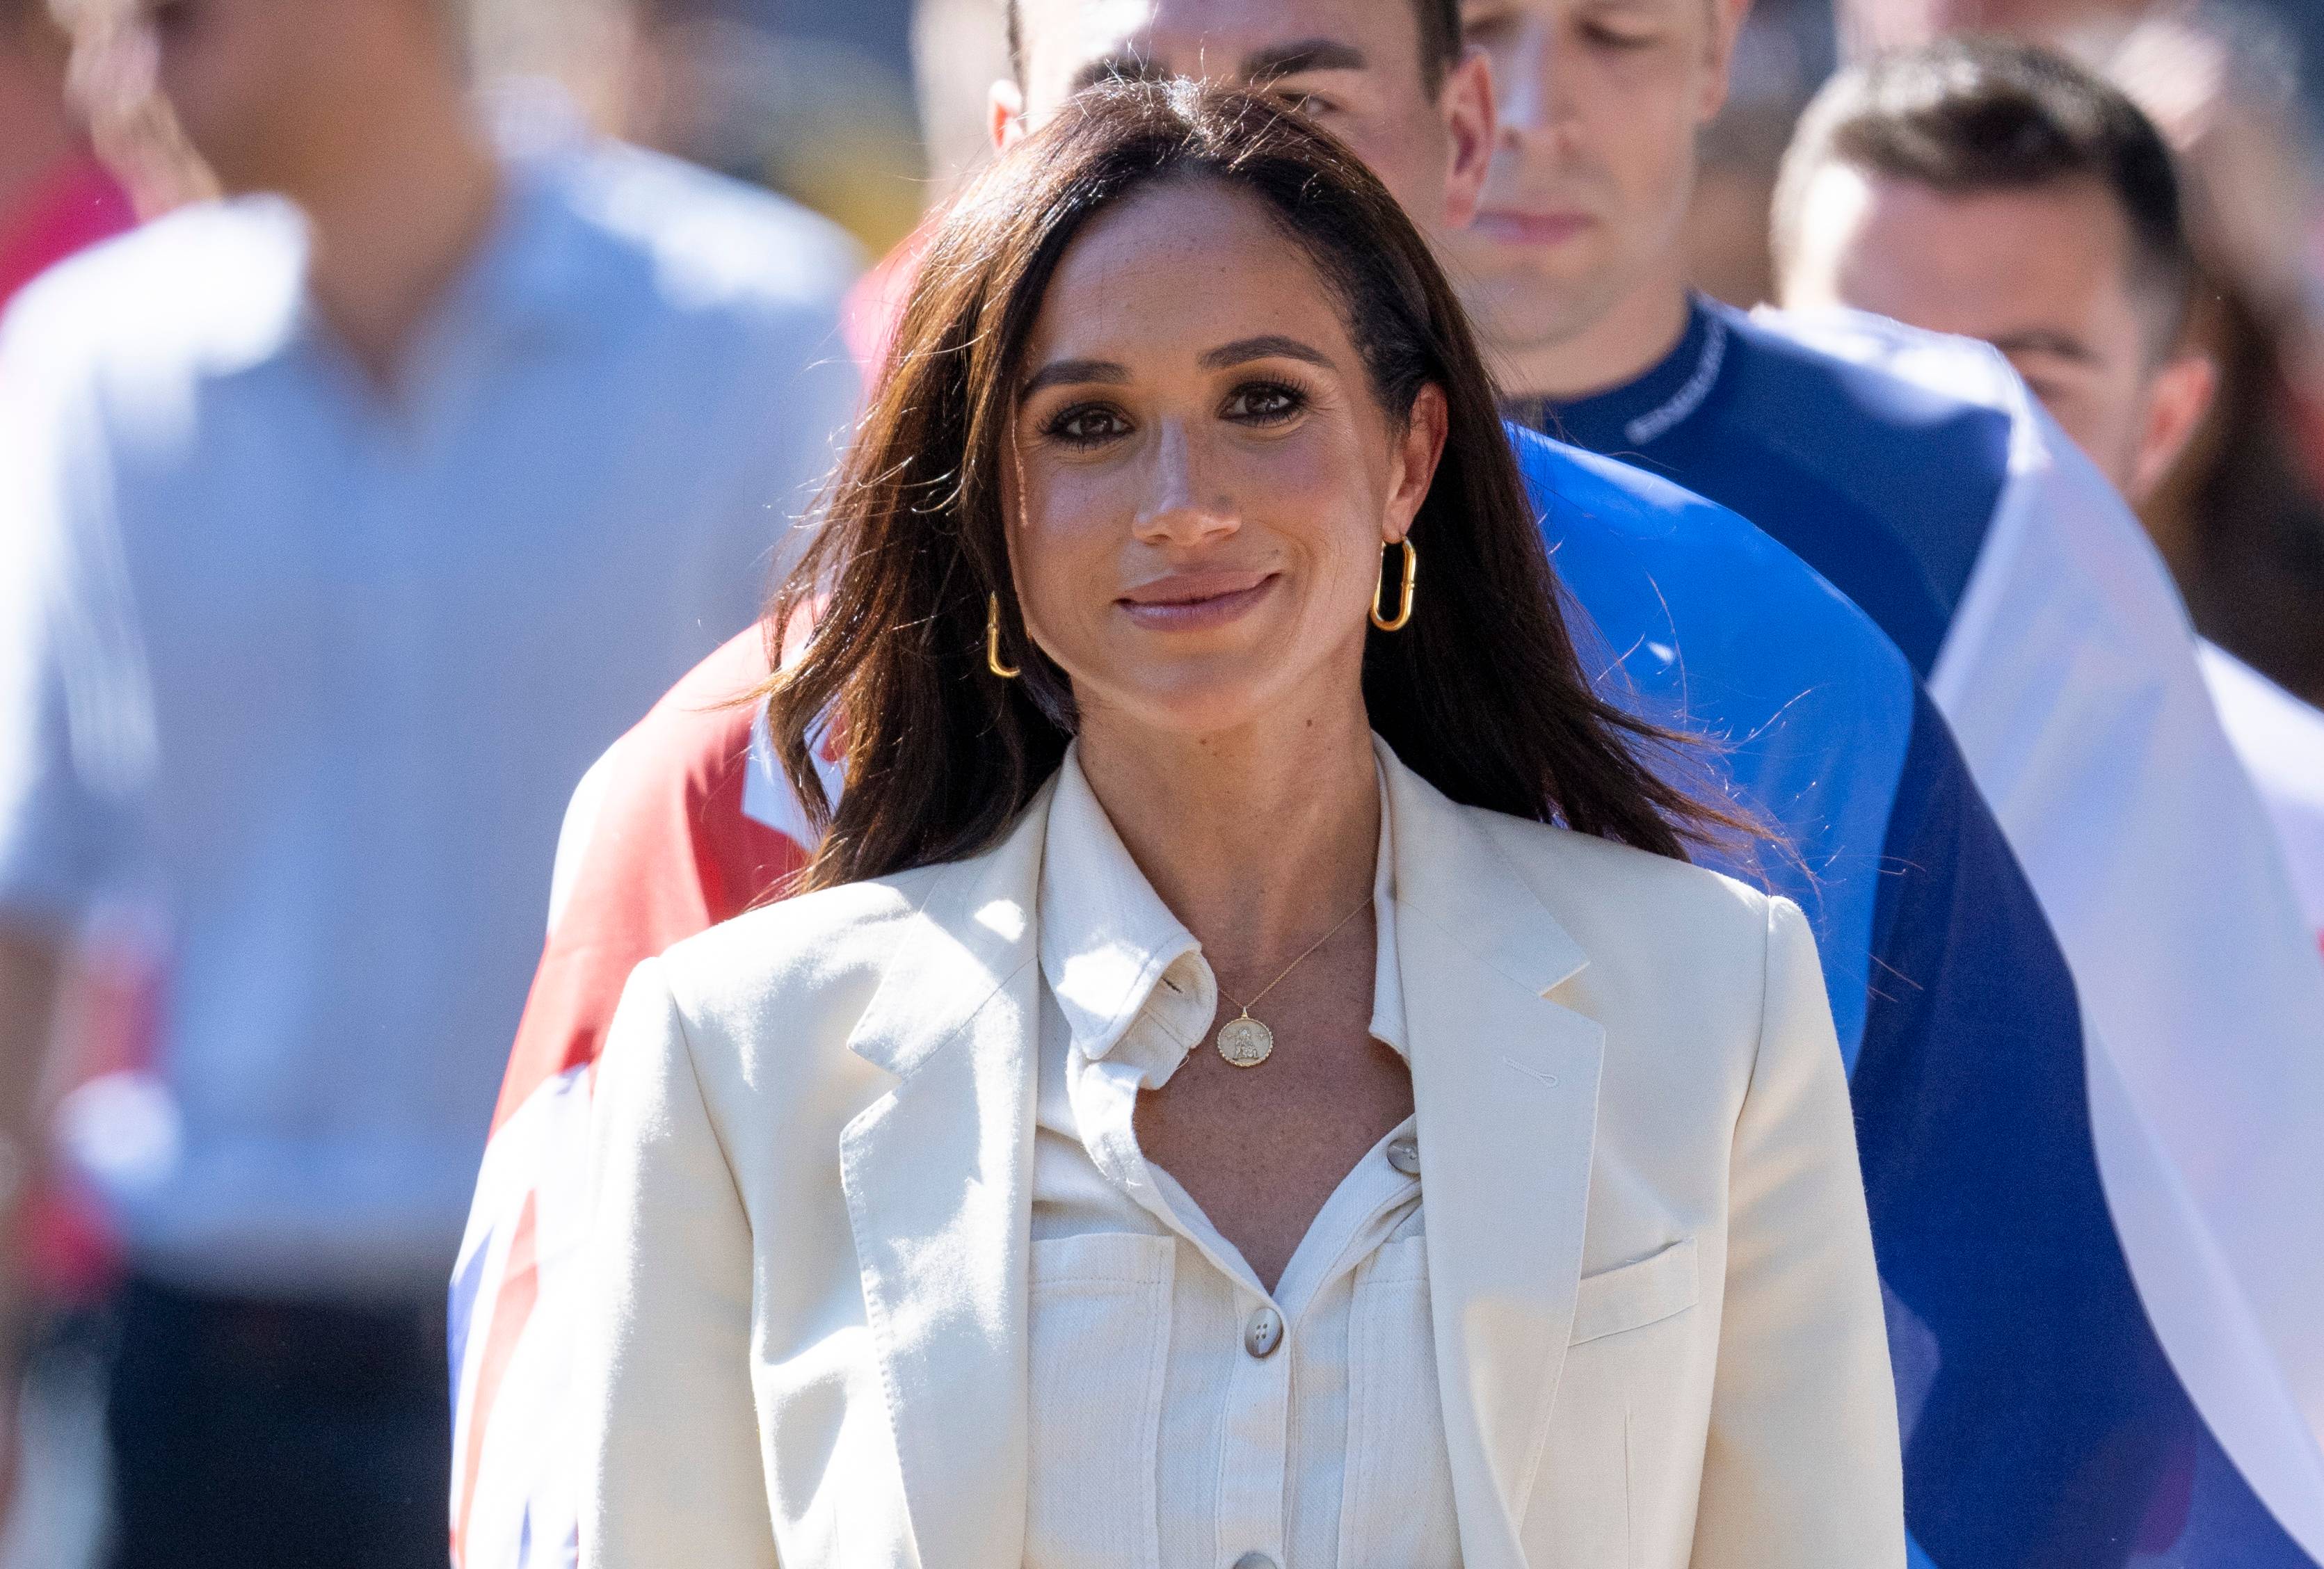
[1782,163,2210,500]
[1842,0,2136,54]
[1004,0,1493,237]
[138,0,339,193]
[1442,0,1740,360]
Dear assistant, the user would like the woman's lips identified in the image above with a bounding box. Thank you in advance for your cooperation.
[1117,572,1278,631]
[1472,209,1595,247]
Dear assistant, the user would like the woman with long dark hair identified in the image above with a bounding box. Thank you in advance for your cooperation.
[576,82,1902,1569]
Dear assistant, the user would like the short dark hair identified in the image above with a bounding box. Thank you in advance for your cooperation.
[769,81,1747,887]
[1774,37,2195,357]
[1004,0,1461,99]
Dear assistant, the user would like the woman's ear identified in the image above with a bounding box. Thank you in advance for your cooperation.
[1386,385,1451,542]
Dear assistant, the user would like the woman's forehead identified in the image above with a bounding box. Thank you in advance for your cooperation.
[1024,183,1352,367]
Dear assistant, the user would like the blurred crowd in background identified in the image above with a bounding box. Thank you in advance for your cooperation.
[1,0,2322,1564]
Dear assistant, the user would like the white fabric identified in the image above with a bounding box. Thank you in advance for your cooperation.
[1764,306,2324,1556]
[574,740,1902,1569]
[1023,759,1459,1569]
[2201,642,2324,947]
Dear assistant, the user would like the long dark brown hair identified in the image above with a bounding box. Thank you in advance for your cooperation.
[769,80,1743,891]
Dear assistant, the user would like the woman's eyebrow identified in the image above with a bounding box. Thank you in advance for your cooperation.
[1020,357,1130,399]
[1199,335,1335,371]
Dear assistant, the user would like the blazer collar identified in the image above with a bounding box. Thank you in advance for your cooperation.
[844,775,1055,1081]
[839,780,1053,1569]
[1379,737,1589,995]
[1385,748,1606,1569]
[838,753,1605,1569]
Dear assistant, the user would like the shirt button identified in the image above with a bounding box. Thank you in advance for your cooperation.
[1232,1554,1279,1569]
[1242,1306,1284,1359]
[1386,1136,1421,1177]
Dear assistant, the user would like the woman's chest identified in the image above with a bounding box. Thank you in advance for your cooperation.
[1132,976,1413,1291]
[1023,1179,1457,1569]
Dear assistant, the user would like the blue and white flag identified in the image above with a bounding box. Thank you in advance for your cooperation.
[1530,299,2324,1563]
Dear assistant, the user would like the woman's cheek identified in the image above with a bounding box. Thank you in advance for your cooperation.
[1237,433,1386,574]
[1024,488,1131,602]
[1015,477,1124,647]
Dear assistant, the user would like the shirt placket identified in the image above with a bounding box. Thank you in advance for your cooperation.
[1228,1128,1422,1569]
[1212,1276,1295,1569]
[1067,932,1421,1569]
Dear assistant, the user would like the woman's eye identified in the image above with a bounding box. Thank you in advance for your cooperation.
[1045,405,1129,446]
[1224,382,1306,424]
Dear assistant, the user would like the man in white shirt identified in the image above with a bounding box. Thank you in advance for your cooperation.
[0,0,857,1557]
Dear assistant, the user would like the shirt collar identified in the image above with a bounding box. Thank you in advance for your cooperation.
[1038,749,1208,1069]
[1516,291,1729,456]
[218,147,605,380]
[1037,741,1407,1078]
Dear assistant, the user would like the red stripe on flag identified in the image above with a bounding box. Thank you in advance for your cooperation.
[454,1193,541,1567]
[489,630,799,1134]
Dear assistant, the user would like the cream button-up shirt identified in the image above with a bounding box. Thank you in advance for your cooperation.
[1025,757,1458,1569]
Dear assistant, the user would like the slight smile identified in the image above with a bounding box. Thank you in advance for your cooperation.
[1117,570,1279,631]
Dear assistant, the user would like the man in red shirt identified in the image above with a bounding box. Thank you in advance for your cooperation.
[488,630,804,1135]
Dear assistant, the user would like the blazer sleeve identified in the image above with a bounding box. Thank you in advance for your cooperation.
[577,957,780,1569]
[1691,896,1905,1569]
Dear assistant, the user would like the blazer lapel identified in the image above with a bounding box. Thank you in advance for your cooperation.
[1386,754,1605,1569]
[838,784,1054,1569]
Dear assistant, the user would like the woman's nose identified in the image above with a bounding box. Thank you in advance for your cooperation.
[1132,419,1237,545]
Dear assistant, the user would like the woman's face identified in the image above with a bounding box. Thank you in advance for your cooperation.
[1006,178,1446,742]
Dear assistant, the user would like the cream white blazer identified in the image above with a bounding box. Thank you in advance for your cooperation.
[577,748,1904,1569]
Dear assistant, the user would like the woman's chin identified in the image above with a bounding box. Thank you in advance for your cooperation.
[1080,661,1306,744]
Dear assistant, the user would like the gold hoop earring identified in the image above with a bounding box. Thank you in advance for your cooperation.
[986,593,1022,679]
[1370,538,1417,632]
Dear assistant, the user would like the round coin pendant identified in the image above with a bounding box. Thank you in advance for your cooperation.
[1215,1014,1275,1068]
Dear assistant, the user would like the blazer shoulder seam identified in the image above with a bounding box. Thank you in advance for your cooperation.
[655,954,756,1218]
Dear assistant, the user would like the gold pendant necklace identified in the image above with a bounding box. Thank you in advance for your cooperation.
[1214,894,1372,1069]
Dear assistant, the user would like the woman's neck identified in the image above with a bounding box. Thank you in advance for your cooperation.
[1075,693,1382,969]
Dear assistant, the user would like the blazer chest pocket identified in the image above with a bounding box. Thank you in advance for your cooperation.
[1533,1239,1701,1568]
[1570,1237,1697,1346]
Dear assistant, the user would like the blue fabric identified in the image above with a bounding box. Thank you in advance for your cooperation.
[1858,691,2311,1568]
[1531,297,2011,677]
[1510,421,2316,1566]
[1512,424,1903,1062]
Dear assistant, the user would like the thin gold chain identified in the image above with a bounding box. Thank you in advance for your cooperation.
[1215,894,1372,1017]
